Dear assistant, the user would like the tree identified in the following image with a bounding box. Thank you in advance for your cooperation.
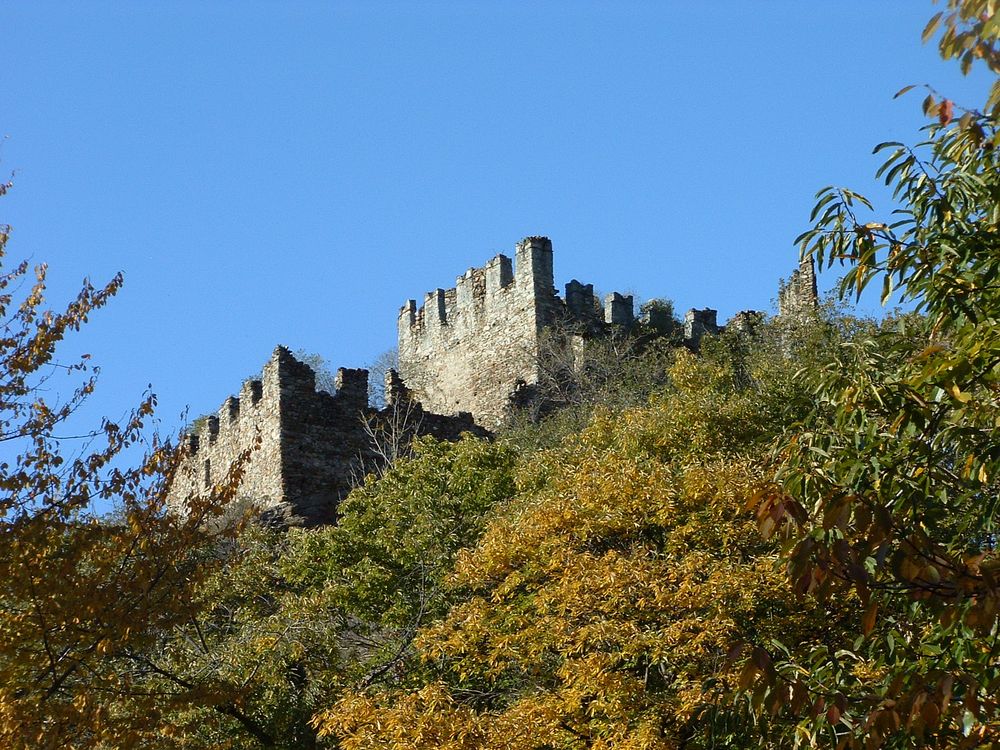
[503,311,679,453]
[749,4,1000,745]
[142,435,519,749]
[316,331,855,750]
[366,348,399,409]
[0,182,247,748]
[925,0,1000,117]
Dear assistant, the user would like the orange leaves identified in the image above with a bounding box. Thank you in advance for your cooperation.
[737,646,776,693]
[752,484,806,540]
[940,98,956,125]
[861,600,879,636]
[315,684,487,750]
[922,92,958,125]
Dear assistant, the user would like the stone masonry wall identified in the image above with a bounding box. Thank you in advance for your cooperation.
[398,237,562,429]
[271,349,372,525]
[778,257,819,317]
[168,351,285,518]
[397,236,641,428]
[168,346,483,526]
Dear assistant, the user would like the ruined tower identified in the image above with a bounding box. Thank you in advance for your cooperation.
[778,257,819,317]
[396,236,643,428]
[167,346,481,526]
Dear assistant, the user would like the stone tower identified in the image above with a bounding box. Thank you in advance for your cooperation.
[397,237,561,428]
[397,236,644,428]
[778,257,819,317]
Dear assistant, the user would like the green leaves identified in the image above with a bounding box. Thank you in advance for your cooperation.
[763,6,1000,743]
[922,1,1000,117]
[923,12,944,43]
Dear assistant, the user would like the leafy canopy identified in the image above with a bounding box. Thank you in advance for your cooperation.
[748,3,1000,746]
[317,334,853,750]
[0,182,248,749]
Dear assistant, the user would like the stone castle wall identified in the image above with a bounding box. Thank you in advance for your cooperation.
[778,257,819,317]
[398,237,822,428]
[398,236,639,428]
[169,353,285,517]
[397,237,559,428]
[168,346,482,526]
[171,235,819,524]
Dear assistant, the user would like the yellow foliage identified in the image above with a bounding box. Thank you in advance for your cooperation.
[0,205,249,748]
[319,350,830,749]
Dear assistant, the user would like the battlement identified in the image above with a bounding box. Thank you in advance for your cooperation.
[684,308,720,346]
[728,309,765,335]
[398,237,639,352]
[565,279,598,321]
[169,347,484,526]
[181,347,372,460]
[515,236,554,294]
[605,292,634,327]
[397,236,642,426]
[399,241,554,337]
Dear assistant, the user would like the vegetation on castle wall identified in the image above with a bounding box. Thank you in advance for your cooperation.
[502,321,679,453]
[3,3,999,748]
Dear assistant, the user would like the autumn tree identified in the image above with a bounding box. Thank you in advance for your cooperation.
[145,435,519,748]
[314,323,860,750]
[0,182,249,748]
[748,2,1000,745]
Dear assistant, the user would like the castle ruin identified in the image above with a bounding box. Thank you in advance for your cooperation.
[167,346,482,526]
[778,257,819,317]
[397,236,641,428]
[169,236,817,525]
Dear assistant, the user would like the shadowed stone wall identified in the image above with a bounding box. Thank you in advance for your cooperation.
[168,346,483,526]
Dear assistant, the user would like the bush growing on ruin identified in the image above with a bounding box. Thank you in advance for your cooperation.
[639,297,684,339]
[502,315,679,452]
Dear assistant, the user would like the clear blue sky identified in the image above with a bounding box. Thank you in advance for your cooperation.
[3,2,993,438]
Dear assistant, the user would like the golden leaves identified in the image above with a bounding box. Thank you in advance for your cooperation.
[0,188,248,747]
[330,354,827,749]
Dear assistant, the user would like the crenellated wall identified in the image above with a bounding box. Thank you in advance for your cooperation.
[397,236,640,427]
[169,351,286,518]
[168,346,483,526]
[398,237,561,428]
[170,235,814,525]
